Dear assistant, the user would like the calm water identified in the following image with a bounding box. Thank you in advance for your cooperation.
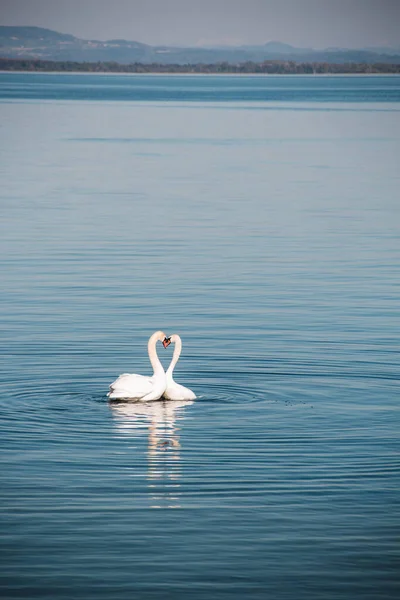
[1,74,399,599]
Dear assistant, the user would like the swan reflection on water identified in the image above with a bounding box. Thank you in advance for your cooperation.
[109,399,193,508]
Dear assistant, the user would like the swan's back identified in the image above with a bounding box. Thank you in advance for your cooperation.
[108,373,153,400]
[164,380,196,401]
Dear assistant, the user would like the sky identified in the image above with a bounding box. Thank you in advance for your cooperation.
[0,0,399,49]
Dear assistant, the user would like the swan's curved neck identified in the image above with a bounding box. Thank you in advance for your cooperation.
[166,335,182,379]
[148,332,164,376]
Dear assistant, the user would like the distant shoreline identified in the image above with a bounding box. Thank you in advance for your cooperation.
[2,71,400,78]
[1,57,400,75]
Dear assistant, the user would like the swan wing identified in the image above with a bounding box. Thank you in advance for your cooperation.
[108,373,154,400]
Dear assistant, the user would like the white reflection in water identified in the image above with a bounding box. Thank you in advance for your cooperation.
[110,399,193,508]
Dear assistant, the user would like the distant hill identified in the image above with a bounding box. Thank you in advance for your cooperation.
[0,25,75,42]
[1,26,400,65]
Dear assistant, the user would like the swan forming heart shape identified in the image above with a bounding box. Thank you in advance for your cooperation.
[107,330,196,402]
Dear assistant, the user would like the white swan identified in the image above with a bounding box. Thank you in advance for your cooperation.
[163,334,196,401]
[107,331,171,401]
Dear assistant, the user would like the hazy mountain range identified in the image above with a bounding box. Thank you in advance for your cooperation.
[1,26,400,65]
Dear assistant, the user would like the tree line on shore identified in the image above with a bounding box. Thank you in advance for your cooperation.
[1,57,400,74]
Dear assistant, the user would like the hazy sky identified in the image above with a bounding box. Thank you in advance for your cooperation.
[1,0,399,48]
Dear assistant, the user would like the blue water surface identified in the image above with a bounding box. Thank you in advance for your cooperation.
[2,72,400,102]
[0,73,399,599]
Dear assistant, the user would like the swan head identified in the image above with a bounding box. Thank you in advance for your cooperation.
[149,330,171,349]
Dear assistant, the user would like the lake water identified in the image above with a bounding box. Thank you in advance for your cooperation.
[1,74,399,599]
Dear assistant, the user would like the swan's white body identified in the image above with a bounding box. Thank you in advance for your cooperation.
[163,334,196,401]
[108,331,167,401]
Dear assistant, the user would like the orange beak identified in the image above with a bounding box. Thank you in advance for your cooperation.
[162,337,171,348]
